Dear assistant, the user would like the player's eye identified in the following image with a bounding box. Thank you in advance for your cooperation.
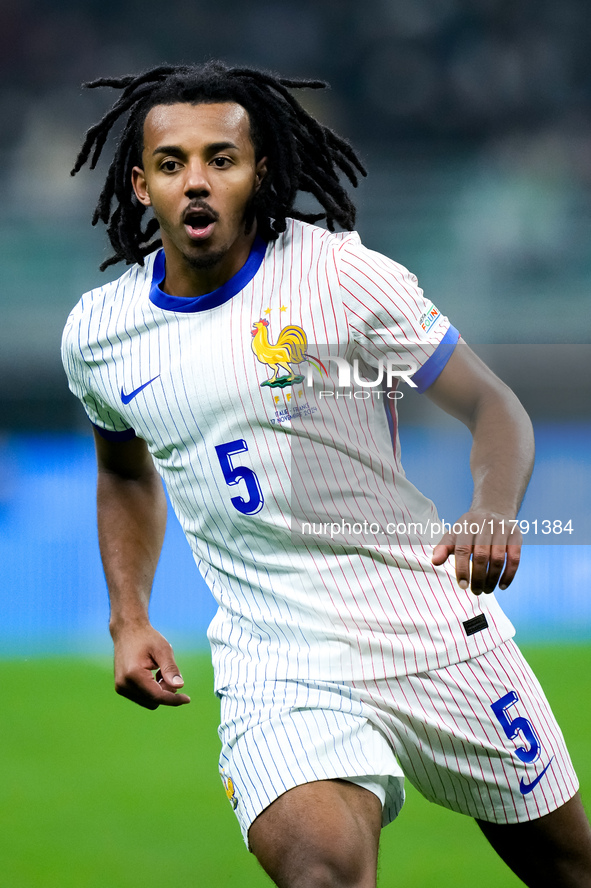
[161,159,181,172]
[211,156,231,168]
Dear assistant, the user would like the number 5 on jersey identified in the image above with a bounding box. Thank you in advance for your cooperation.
[215,439,264,515]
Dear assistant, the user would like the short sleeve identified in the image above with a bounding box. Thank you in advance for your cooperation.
[61,308,135,439]
[337,239,459,389]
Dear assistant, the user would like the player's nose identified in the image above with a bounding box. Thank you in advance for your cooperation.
[184,161,211,196]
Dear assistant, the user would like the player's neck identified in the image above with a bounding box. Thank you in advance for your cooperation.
[160,228,258,299]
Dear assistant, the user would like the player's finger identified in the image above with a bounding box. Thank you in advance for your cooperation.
[431,541,453,565]
[452,539,473,591]
[433,529,473,590]
[498,542,522,590]
[155,685,191,706]
[482,543,507,594]
[155,666,185,692]
[469,524,495,593]
[494,522,522,590]
[468,542,491,595]
[152,669,190,704]
[125,680,191,708]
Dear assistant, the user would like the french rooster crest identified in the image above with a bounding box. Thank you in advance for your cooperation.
[251,319,326,388]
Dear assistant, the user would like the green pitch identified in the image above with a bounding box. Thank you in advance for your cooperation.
[1,645,589,888]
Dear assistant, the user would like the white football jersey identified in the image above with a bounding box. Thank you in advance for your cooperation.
[62,220,514,689]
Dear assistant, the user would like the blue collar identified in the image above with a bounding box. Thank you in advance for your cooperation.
[149,236,267,313]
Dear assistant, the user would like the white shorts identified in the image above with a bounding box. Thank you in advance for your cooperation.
[217,640,578,845]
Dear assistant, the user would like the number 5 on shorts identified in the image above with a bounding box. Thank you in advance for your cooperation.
[491,690,541,764]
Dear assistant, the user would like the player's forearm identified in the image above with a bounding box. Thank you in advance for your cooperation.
[97,468,167,638]
[467,384,534,518]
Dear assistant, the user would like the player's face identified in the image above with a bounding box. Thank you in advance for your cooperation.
[132,101,267,296]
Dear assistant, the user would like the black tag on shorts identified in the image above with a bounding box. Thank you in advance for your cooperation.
[463,614,489,636]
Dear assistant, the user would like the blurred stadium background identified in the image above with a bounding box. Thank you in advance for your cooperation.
[1,1,589,885]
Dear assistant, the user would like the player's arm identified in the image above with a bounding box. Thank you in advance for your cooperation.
[424,340,534,595]
[94,428,190,709]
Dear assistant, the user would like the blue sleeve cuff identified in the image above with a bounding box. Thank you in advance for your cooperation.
[411,325,460,393]
[91,422,137,442]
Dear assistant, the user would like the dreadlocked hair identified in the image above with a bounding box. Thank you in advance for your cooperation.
[71,61,367,271]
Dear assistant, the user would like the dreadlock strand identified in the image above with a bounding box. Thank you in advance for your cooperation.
[325,130,367,178]
[299,172,343,218]
[92,167,115,225]
[229,67,328,92]
[83,65,180,94]
[82,75,141,90]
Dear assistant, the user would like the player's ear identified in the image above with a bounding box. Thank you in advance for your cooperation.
[132,166,151,206]
[254,157,268,192]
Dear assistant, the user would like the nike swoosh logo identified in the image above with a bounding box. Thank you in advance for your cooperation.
[120,375,160,405]
[519,756,554,795]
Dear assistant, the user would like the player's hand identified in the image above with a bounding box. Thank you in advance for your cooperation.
[112,624,191,710]
[431,511,522,595]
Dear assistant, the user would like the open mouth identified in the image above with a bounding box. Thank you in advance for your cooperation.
[183,205,218,240]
